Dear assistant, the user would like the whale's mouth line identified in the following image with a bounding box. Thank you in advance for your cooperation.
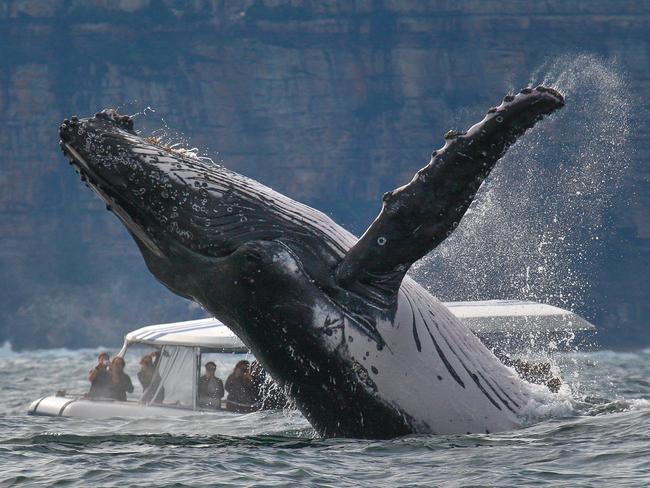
[61,141,166,258]
[63,143,87,170]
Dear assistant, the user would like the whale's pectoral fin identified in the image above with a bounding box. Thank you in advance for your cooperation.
[336,86,565,306]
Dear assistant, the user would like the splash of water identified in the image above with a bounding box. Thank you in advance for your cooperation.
[411,56,632,341]
[118,102,216,164]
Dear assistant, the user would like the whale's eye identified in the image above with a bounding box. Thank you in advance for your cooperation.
[377,236,387,246]
[496,115,504,123]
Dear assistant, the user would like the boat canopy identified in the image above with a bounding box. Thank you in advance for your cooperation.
[123,317,247,352]
[121,300,594,354]
[444,300,596,334]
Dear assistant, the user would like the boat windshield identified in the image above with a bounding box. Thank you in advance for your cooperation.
[144,345,196,409]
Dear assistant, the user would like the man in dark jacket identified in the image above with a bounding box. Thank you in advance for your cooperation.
[198,361,224,409]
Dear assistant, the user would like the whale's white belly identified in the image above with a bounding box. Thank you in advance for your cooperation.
[345,277,533,434]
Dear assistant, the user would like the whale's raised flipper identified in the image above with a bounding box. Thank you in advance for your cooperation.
[336,86,564,306]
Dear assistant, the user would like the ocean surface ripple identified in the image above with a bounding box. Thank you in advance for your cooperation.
[1,347,649,487]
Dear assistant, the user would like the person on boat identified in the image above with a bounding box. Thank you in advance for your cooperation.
[225,360,257,412]
[137,354,156,390]
[108,356,134,401]
[87,352,111,399]
[198,361,224,409]
[138,353,164,404]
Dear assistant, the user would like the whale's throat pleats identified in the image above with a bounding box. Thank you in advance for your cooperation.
[335,87,564,307]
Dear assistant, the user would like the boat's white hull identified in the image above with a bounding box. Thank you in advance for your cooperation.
[28,395,236,419]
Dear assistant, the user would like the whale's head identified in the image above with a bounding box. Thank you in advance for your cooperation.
[59,109,347,300]
[59,110,257,295]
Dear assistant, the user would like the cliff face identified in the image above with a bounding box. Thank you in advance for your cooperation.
[1,0,648,349]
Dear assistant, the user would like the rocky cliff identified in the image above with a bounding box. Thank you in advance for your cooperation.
[1,0,648,349]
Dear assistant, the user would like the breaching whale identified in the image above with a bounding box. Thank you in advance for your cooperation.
[59,86,564,438]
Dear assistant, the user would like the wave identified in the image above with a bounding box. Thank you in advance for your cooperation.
[0,342,120,358]
[0,341,16,358]
[1,432,319,450]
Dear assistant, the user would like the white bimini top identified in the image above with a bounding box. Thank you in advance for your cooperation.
[123,317,248,352]
[444,300,595,334]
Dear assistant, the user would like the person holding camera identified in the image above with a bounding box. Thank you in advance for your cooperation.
[87,352,111,399]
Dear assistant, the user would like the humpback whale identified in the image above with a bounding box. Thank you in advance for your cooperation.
[59,86,564,438]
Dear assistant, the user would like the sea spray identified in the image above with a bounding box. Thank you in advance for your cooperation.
[411,56,632,357]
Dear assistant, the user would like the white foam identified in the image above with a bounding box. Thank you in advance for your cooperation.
[625,398,650,411]
[0,341,16,358]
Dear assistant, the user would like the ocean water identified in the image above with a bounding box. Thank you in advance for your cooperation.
[1,346,650,487]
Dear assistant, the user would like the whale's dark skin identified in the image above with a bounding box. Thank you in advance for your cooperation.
[59,87,564,438]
